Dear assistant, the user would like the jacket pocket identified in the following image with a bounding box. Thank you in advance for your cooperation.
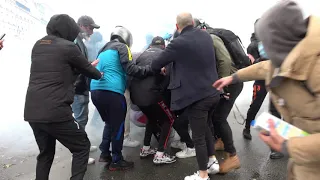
[167,79,181,90]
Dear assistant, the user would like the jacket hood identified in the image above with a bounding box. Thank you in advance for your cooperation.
[250,33,258,42]
[256,0,307,67]
[46,14,80,42]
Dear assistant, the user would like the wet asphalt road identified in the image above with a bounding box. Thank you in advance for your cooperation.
[0,82,288,180]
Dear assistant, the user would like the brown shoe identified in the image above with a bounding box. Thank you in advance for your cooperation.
[214,138,224,151]
[219,153,241,174]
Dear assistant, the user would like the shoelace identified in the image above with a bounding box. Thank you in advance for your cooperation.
[207,160,218,168]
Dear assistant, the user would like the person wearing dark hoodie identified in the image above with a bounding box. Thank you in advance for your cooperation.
[130,36,176,165]
[24,14,102,180]
[243,20,284,160]
[213,1,320,179]
[90,25,153,171]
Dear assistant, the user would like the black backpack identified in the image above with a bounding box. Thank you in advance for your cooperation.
[206,27,251,69]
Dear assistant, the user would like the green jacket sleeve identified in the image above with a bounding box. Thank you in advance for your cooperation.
[212,35,232,78]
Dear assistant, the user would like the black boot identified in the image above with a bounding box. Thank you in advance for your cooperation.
[243,128,252,140]
[270,150,284,159]
[109,159,134,171]
[99,154,112,164]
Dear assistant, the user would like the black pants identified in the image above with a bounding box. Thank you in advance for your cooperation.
[139,99,175,152]
[91,90,127,163]
[212,82,243,154]
[245,81,280,129]
[186,95,220,171]
[29,120,90,180]
[173,111,194,148]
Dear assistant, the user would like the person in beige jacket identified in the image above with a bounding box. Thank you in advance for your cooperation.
[213,1,320,180]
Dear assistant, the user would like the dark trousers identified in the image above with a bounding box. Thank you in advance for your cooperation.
[139,99,175,152]
[91,90,127,163]
[185,95,220,171]
[173,111,194,148]
[245,81,280,129]
[212,82,243,154]
[29,120,90,180]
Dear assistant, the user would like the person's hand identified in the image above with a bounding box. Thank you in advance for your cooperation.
[213,76,233,91]
[259,119,285,152]
[91,59,99,67]
[0,40,4,50]
[248,54,255,64]
[160,67,166,75]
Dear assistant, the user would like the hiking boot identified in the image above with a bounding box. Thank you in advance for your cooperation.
[243,128,252,140]
[109,159,134,171]
[219,153,241,174]
[140,147,157,159]
[214,138,224,151]
[153,153,176,165]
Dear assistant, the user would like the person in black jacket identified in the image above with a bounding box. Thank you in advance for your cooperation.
[72,15,100,129]
[151,12,220,180]
[130,37,176,165]
[72,15,101,165]
[245,38,284,160]
[24,14,102,180]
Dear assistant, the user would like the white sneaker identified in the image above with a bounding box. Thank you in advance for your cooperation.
[90,146,98,152]
[207,159,219,174]
[88,157,95,165]
[140,147,157,158]
[184,171,210,180]
[153,153,176,165]
[123,136,140,147]
[176,148,196,159]
[72,157,96,165]
[170,141,186,150]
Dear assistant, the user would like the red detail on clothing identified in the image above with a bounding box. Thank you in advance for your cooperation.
[157,101,175,149]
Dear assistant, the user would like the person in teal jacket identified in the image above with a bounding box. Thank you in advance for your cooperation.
[90,25,153,171]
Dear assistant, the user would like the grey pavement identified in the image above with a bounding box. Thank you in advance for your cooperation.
[0,82,288,180]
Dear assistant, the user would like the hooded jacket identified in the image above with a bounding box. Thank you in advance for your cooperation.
[24,14,101,123]
[232,1,320,178]
[130,47,170,106]
[247,33,260,62]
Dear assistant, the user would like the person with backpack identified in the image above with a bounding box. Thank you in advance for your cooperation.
[194,18,244,174]
[90,26,153,171]
[151,12,221,180]
[243,19,284,160]
[130,36,176,165]
[213,1,320,179]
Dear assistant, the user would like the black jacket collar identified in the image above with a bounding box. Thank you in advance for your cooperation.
[180,25,194,34]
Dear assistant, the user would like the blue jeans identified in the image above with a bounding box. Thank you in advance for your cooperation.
[72,94,89,129]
